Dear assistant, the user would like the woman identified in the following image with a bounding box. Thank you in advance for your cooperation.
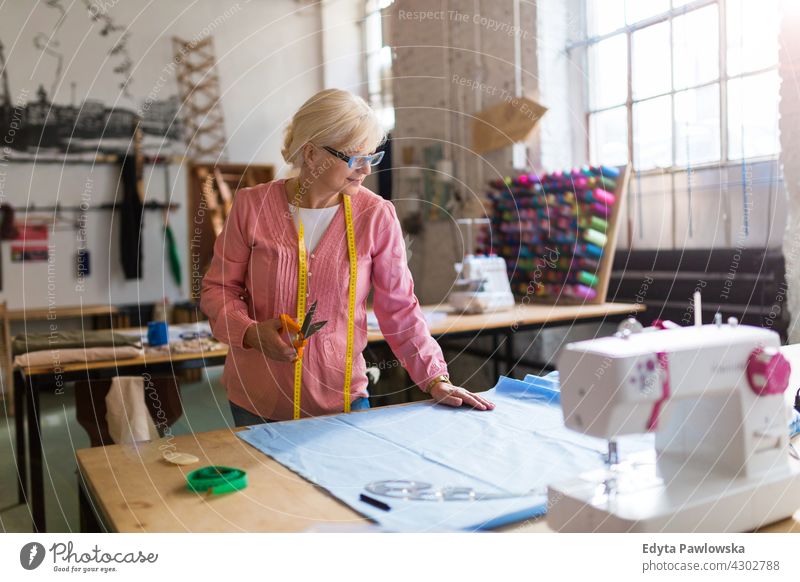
[201,89,494,426]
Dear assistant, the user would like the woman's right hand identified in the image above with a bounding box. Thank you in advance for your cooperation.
[243,319,298,362]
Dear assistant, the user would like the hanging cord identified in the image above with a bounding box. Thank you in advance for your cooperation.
[162,161,182,288]
[0,204,19,239]
[685,120,693,238]
[737,0,750,237]
[634,107,644,240]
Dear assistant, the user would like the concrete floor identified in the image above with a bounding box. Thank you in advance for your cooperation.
[0,368,231,533]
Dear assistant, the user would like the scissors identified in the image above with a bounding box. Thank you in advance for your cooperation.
[278,300,328,361]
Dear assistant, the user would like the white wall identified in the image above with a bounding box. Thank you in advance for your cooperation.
[0,0,323,310]
[321,0,366,93]
[536,0,583,172]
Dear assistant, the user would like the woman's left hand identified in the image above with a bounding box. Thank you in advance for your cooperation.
[429,382,495,411]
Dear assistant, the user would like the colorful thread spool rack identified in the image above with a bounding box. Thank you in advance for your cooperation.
[477,164,629,304]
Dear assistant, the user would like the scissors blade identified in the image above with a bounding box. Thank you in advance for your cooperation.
[304,320,327,338]
[300,300,318,337]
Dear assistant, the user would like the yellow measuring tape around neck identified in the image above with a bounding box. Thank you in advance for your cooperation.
[292,180,357,419]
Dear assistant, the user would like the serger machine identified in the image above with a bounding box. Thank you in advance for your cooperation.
[548,320,800,532]
[448,254,515,314]
[448,218,514,314]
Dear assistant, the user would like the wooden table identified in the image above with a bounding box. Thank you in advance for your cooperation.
[2,305,122,410]
[420,302,645,379]
[75,344,800,534]
[15,302,641,379]
[14,301,643,531]
[74,421,800,533]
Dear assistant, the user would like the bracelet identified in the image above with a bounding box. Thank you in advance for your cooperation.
[425,374,450,393]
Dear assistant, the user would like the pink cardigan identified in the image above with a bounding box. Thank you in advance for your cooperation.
[200,179,449,420]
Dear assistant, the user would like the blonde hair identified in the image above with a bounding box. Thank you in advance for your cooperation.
[281,89,386,168]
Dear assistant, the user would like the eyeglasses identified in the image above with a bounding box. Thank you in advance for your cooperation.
[322,145,385,169]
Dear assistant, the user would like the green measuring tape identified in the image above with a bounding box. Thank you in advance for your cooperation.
[186,466,248,494]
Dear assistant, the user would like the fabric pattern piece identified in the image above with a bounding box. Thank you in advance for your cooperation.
[238,372,654,531]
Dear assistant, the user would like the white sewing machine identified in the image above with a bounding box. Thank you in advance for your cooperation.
[547,320,800,532]
[447,218,514,314]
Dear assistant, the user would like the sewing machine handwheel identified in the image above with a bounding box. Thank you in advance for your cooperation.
[746,347,790,396]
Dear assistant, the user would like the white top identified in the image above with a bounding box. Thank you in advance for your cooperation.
[289,204,340,253]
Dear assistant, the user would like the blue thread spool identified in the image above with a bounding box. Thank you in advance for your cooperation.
[148,321,169,346]
[596,165,620,178]
[576,243,603,259]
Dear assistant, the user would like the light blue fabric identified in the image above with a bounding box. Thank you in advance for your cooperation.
[790,409,800,438]
[238,372,799,531]
[238,372,652,531]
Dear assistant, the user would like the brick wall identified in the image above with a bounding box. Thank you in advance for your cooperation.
[388,0,539,300]
[385,1,604,386]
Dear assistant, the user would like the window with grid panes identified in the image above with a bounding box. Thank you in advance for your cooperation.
[365,0,395,131]
[582,0,780,172]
